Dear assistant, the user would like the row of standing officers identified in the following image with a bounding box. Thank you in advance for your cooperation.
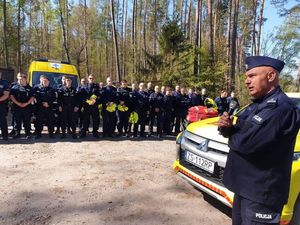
[0,72,214,140]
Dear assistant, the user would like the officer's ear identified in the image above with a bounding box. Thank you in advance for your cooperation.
[267,70,277,83]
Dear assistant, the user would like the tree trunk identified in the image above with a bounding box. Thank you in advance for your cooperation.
[111,0,121,82]
[226,0,232,91]
[153,0,157,57]
[143,0,148,68]
[105,0,109,76]
[256,0,264,56]
[17,0,21,72]
[132,0,136,75]
[186,0,191,40]
[194,0,202,77]
[122,0,128,79]
[83,0,90,74]
[251,0,257,56]
[183,0,187,35]
[207,0,214,63]
[121,0,125,78]
[229,0,239,90]
[213,0,221,51]
[58,0,71,62]
[3,0,9,67]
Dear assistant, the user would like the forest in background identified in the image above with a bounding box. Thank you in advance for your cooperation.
[1,0,300,101]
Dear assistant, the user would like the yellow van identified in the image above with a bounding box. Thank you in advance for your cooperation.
[28,59,79,88]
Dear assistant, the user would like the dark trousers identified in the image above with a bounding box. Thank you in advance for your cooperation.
[0,105,8,139]
[55,110,62,132]
[133,110,147,136]
[103,110,116,136]
[82,105,99,134]
[14,106,31,135]
[36,107,55,135]
[232,194,282,225]
[117,111,129,134]
[61,105,77,133]
[163,111,173,134]
[149,111,163,135]
[175,114,186,134]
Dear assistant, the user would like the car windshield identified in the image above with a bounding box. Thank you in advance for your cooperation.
[32,72,78,88]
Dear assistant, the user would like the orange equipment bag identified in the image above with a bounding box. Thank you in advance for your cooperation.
[186,105,218,123]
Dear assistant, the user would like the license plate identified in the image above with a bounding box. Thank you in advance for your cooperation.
[185,151,215,174]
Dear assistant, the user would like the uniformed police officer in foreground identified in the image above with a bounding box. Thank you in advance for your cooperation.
[218,56,300,225]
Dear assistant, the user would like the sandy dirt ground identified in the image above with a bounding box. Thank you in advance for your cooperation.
[0,136,231,225]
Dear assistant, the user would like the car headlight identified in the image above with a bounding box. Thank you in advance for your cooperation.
[293,152,300,161]
[175,131,185,160]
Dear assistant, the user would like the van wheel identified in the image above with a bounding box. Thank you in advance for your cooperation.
[290,197,300,225]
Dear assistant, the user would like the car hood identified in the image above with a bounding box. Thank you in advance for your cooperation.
[186,117,300,153]
[186,117,229,144]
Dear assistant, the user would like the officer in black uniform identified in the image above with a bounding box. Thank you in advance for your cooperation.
[9,72,24,136]
[200,88,208,105]
[132,83,149,137]
[102,77,118,138]
[145,82,154,129]
[34,75,56,139]
[78,74,100,138]
[0,72,10,140]
[128,82,138,136]
[227,91,240,114]
[116,80,131,137]
[215,90,229,115]
[163,88,175,135]
[55,75,67,135]
[77,78,88,130]
[149,85,164,138]
[10,73,34,139]
[174,87,190,134]
[190,88,203,106]
[57,76,79,139]
[218,56,300,225]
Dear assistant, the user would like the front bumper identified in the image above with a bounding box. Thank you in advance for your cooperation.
[173,159,234,207]
[173,159,294,225]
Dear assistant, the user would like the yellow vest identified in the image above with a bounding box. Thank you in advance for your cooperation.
[106,103,117,112]
[129,111,139,124]
[118,104,129,112]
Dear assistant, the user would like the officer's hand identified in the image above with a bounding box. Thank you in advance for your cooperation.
[42,102,49,108]
[89,99,96,105]
[59,106,62,112]
[155,108,160,112]
[19,103,25,108]
[218,112,233,129]
[74,107,79,112]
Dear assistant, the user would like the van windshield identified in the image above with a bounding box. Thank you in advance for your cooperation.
[32,72,78,88]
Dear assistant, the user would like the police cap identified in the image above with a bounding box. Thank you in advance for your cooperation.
[245,56,285,73]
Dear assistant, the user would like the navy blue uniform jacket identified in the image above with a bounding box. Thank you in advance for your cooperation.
[223,87,300,207]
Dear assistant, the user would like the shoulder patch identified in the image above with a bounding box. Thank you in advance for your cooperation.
[266,98,277,105]
[252,115,263,124]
